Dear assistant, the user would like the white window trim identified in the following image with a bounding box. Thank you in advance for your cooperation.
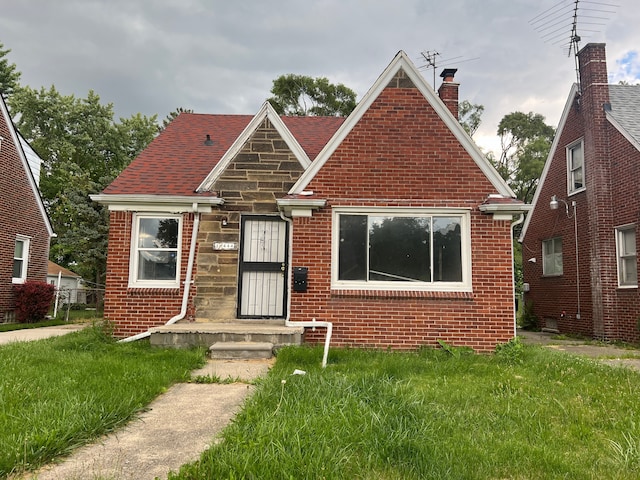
[567,139,585,196]
[616,224,637,289]
[12,235,31,284]
[542,237,563,277]
[128,213,183,289]
[331,207,472,292]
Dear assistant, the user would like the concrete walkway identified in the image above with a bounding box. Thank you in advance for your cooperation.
[0,323,86,344]
[21,359,274,480]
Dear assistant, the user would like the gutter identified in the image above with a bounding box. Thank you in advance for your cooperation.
[279,210,333,368]
[119,204,201,343]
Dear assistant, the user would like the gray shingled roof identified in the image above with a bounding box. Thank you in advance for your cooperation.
[608,85,640,146]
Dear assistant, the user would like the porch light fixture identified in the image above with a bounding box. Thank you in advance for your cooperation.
[549,195,581,319]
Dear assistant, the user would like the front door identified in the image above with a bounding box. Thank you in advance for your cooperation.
[238,216,288,318]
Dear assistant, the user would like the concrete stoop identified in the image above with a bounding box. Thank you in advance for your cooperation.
[209,341,274,359]
[149,322,304,359]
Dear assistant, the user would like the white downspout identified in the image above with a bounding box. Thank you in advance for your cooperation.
[119,205,201,343]
[279,210,332,368]
[511,213,525,338]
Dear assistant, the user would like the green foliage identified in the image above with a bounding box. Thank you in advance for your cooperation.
[169,345,640,479]
[0,42,21,97]
[493,111,555,204]
[495,336,524,363]
[458,99,484,137]
[13,281,55,323]
[159,107,194,132]
[519,300,539,330]
[268,74,357,116]
[0,327,205,477]
[8,85,158,283]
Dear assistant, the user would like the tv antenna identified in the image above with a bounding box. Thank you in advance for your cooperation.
[530,0,618,85]
[418,50,479,88]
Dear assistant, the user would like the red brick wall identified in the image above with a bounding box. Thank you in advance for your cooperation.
[104,211,198,337]
[0,111,50,320]
[289,82,516,352]
[523,43,640,343]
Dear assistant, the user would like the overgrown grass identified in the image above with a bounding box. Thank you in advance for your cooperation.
[0,324,205,477]
[170,343,640,479]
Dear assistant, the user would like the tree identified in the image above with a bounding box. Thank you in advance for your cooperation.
[8,86,158,286]
[159,107,194,132]
[458,100,484,137]
[268,74,357,116]
[493,111,555,204]
[0,42,21,97]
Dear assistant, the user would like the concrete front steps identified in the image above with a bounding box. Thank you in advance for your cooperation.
[149,322,304,359]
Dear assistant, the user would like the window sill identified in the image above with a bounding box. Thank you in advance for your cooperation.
[331,289,474,300]
[617,285,638,290]
[127,287,181,296]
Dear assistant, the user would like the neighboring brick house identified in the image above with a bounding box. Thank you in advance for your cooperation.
[94,51,528,352]
[0,93,54,321]
[521,43,640,342]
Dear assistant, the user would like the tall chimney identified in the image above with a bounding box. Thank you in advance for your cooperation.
[438,68,459,119]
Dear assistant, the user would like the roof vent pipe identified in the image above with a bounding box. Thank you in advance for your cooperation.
[204,134,214,146]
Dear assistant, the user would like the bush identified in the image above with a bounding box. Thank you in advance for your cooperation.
[13,281,55,323]
[518,300,539,330]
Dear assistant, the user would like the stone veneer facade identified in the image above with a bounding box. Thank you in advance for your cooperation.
[194,118,304,321]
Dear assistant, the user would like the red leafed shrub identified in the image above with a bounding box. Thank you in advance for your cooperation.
[13,281,56,323]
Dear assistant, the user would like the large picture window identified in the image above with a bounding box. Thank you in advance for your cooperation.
[567,141,584,194]
[12,236,30,284]
[542,237,563,276]
[334,209,470,291]
[130,214,181,287]
[616,226,637,287]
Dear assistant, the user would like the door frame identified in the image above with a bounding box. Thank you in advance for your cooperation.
[237,215,289,318]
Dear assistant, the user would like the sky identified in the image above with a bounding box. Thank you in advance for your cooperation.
[1,0,639,157]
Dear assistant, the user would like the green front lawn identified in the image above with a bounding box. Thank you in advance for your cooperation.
[0,325,205,478]
[170,342,640,479]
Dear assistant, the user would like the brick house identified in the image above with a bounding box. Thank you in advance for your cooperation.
[0,93,54,321]
[94,51,528,352]
[521,43,640,342]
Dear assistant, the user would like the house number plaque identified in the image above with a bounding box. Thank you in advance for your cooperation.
[213,241,238,251]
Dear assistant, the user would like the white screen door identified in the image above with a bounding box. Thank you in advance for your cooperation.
[238,216,288,318]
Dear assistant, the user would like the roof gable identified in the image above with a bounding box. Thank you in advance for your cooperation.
[519,83,580,241]
[0,94,54,237]
[197,102,313,192]
[289,50,514,197]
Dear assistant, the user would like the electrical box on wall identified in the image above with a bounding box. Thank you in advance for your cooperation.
[293,267,308,292]
[522,283,530,292]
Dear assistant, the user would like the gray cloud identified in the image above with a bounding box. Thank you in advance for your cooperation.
[1,0,638,156]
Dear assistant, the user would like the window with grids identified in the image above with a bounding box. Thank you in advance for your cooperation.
[333,209,471,291]
[617,226,637,287]
[542,237,563,276]
[12,236,30,284]
[129,215,181,287]
[567,141,584,193]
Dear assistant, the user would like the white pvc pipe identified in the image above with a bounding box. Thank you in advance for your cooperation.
[279,211,333,368]
[119,208,201,343]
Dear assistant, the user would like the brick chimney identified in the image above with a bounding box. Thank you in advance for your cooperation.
[438,68,459,119]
